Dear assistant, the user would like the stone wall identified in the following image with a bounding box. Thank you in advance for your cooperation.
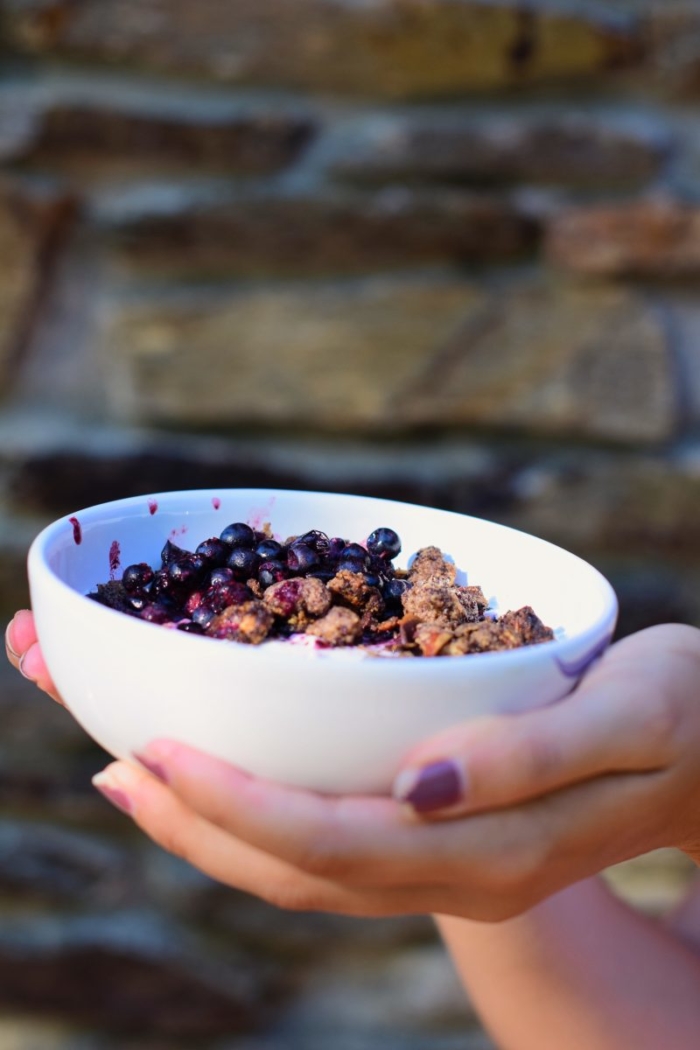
[1,1,699,1046]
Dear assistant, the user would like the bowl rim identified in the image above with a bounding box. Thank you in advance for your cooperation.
[28,487,619,676]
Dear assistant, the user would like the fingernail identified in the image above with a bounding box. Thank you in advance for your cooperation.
[18,652,34,681]
[133,752,169,784]
[5,622,19,660]
[393,760,465,814]
[93,773,133,816]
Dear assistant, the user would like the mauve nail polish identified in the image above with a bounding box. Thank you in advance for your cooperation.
[403,760,463,813]
[134,752,169,783]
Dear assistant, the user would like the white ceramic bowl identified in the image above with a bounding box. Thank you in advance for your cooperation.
[27,488,617,794]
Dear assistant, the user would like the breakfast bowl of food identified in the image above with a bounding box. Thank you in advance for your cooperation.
[27,488,617,794]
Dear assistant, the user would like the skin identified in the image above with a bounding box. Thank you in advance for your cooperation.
[7,612,700,1048]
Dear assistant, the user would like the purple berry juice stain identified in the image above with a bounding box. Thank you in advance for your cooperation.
[148,500,158,515]
[69,517,82,544]
[170,525,188,540]
[212,497,221,510]
[109,540,121,580]
[247,497,276,532]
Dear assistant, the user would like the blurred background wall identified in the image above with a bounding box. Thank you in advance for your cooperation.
[0,0,699,1047]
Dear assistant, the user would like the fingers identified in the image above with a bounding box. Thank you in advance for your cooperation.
[5,611,64,705]
[93,760,437,917]
[133,741,427,887]
[393,626,692,820]
[5,610,36,667]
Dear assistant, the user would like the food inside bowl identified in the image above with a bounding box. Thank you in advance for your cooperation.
[88,523,554,657]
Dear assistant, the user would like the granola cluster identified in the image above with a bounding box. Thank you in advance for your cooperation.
[89,524,554,656]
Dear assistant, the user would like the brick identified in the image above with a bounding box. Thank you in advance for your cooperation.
[546,198,700,277]
[398,282,677,444]
[3,0,642,97]
[0,88,315,175]
[0,178,76,393]
[331,114,666,187]
[100,187,537,277]
[502,453,700,560]
[101,277,485,429]
[100,277,675,444]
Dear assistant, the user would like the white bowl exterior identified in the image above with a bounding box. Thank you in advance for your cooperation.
[28,489,618,794]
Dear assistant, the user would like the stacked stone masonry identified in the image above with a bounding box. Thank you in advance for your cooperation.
[1,0,700,1046]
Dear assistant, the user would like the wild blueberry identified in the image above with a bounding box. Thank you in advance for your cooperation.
[258,559,288,589]
[195,537,229,566]
[168,556,204,590]
[151,567,173,597]
[337,555,368,575]
[140,603,172,624]
[256,538,284,562]
[327,537,347,561]
[204,582,251,613]
[220,522,255,548]
[209,567,235,588]
[227,547,260,580]
[287,541,319,574]
[161,539,188,565]
[192,604,216,628]
[384,578,408,604]
[127,593,149,612]
[177,621,205,634]
[122,562,154,593]
[338,544,370,573]
[367,528,401,560]
[300,530,330,555]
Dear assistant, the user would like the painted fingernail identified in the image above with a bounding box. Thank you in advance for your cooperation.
[5,622,19,660]
[18,652,35,681]
[93,774,133,816]
[133,752,169,784]
[393,760,465,814]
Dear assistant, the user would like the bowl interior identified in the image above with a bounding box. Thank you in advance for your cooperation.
[38,488,613,644]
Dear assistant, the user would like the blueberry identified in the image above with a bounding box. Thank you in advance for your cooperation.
[122,562,154,593]
[127,593,149,612]
[300,530,330,555]
[327,537,348,561]
[167,556,204,590]
[209,567,235,589]
[338,544,370,574]
[364,572,381,589]
[337,557,366,575]
[258,558,288,589]
[177,621,205,634]
[367,528,401,560]
[220,522,255,548]
[195,537,229,566]
[213,582,252,609]
[140,603,172,624]
[226,547,260,580]
[161,539,188,565]
[287,541,319,574]
[256,538,284,562]
[384,578,408,604]
[192,603,216,628]
[151,567,173,597]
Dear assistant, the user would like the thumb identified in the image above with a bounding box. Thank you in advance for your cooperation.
[391,650,676,820]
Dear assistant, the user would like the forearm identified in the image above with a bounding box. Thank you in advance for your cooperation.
[437,876,700,1050]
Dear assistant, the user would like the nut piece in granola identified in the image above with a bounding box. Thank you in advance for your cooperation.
[206,600,275,644]
[306,606,362,646]
[500,606,555,645]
